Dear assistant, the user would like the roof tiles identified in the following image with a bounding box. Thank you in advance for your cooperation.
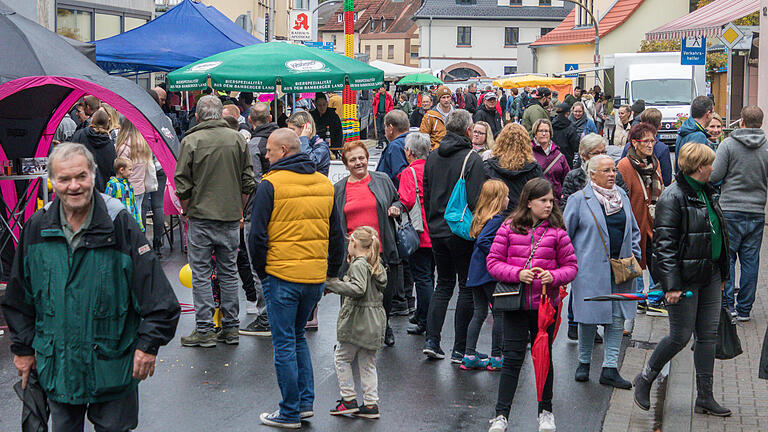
[530,0,645,46]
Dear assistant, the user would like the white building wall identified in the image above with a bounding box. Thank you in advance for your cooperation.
[416,18,556,77]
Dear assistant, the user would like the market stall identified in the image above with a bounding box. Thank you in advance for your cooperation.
[492,74,573,97]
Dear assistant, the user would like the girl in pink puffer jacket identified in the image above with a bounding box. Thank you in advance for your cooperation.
[485,178,578,432]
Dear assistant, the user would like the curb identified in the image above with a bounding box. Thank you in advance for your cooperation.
[661,341,694,431]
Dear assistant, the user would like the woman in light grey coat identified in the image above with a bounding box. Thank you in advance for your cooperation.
[564,155,641,390]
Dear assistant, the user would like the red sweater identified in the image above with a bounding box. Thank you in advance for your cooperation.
[397,159,431,248]
[344,175,380,236]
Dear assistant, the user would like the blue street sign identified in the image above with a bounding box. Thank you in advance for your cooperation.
[564,63,579,78]
[681,37,706,66]
[303,41,335,52]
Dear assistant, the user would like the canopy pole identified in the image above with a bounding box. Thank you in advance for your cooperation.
[185,91,189,113]
[690,64,696,103]
[726,47,732,124]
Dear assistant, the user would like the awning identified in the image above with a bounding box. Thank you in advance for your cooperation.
[369,60,431,80]
[552,65,615,76]
[646,0,759,41]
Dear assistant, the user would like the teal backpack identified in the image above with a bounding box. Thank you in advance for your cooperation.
[444,150,474,240]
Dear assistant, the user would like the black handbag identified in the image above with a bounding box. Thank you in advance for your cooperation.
[395,211,420,258]
[493,225,548,312]
[715,307,743,360]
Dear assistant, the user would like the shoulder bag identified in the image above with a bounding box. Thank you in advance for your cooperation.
[395,210,420,258]
[493,224,549,312]
[444,151,474,240]
[408,167,424,233]
[543,153,564,176]
[583,191,642,284]
[634,170,656,221]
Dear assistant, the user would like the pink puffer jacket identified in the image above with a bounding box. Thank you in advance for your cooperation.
[487,220,578,310]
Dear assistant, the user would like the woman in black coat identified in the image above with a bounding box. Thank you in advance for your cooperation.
[633,143,731,417]
[483,123,542,212]
[70,108,116,192]
[561,133,628,208]
[551,103,580,168]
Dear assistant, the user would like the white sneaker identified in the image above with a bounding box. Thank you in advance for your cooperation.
[538,410,556,432]
[488,415,508,432]
[246,300,259,314]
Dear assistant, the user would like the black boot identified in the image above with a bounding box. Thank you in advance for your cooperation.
[384,326,395,347]
[694,374,731,417]
[575,363,590,382]
[633,365,660,411]
[599,367,632,389]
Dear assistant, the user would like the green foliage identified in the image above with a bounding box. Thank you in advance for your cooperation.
[638,39,680,53]
[697,0,758,25]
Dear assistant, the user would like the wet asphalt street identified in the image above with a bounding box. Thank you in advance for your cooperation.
[0,246,624,432]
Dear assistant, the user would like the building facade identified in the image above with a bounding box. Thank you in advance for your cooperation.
[530,0,690,88]
[413,0,572,80]
[7,0,154,41]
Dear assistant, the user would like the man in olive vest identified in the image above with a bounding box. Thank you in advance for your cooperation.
[249,128,344,429]
[1,143,180,430]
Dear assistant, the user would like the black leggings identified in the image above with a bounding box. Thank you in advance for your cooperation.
[465,282,502,357]
[496,308,557,417]
[237,226,258,302]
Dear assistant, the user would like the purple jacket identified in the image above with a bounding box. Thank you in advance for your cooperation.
[486,220,578,310]
[532,141,570,199]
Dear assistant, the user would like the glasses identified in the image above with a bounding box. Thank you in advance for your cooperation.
[598,168,617,174]
[472,130,487,136]
[536,130,551,135]
[633,139,655,144]
[588,149,607,157]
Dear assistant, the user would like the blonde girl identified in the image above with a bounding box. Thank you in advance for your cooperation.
[115,117,153,209]
[463,180,510,371]
[325,226,388,419]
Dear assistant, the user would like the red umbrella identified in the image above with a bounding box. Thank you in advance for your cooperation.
[531,286,568,401]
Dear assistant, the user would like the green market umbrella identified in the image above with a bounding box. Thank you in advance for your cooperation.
[397,73,443,86]
[167,41,384,93]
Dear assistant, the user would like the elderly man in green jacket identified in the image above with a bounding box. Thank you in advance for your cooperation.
[1,142,180,431]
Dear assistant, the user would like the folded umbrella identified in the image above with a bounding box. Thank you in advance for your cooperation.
[13,370,49,432]
[584,290,692,302]
[531,285,563,402]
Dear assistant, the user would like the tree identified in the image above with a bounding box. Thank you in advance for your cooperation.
[638,39,680,53]
[697,0,759,25]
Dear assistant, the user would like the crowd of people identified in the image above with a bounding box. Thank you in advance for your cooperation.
[3,80,768,432]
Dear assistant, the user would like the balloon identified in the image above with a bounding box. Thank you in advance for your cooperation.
[213,308,222,328]
[179,264,192,288]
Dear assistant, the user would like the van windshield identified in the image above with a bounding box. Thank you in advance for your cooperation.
[631,79,692,105]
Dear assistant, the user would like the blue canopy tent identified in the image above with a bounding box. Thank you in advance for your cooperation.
[94,0,262,74]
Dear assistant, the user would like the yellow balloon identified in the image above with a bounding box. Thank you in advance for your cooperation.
[179,264,192,288]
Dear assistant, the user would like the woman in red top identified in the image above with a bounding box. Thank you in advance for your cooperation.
[397,132,433,335]
[334,140,403,346]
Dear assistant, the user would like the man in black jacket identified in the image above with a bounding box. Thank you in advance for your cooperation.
[422,109,488,361]
[310,93,343,149]
[1,143,179,431]
[551,103,580,167]
[464,83,478,114]
[410,93,432,128]
[472,92,502,137]
[247,102,279,177]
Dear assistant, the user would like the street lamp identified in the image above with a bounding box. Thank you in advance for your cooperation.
[562,0,599,87]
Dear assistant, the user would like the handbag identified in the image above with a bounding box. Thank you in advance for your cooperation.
[407,167,424,233]
[493,225,549,312]
[583,191,643,284]
[715,307,743,360]
[395,210,420,258]
[144,163,159,193]
[444,151,474,240]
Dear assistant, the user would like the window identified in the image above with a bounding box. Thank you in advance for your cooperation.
[369,19,375,31]
[576,0,594,27]
[294,0,309,9]
[539,0,551,5]
[444,67,480,82]
[411,51,418,59]
[510,0,522,4]
[504,27,519,46]
[388,45,394,59]
[338,14,343,22]
[125,16,148,31]
[57,8,92,42]
[95,13,120,40]
[377,45,382,59]
[456,0,476,4]
[541,27,554,36]
[365,45,371,56]
[382,20,387,31]
[504,66,518,75]
[457,26,471,46]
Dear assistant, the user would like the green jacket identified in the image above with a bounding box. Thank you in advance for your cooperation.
[175,119,256,221]
[325,256,387,351]
[0,194,180,404]
[522,102,550,137]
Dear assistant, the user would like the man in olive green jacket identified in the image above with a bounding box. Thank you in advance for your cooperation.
[175,95,256,347]
[1,143,180,430]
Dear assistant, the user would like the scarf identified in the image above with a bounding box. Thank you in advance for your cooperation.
[626,146,662,203]
[591,181,623,215]
[568,113,588,135]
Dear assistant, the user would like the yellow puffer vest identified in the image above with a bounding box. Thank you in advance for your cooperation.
[264,169,335,284]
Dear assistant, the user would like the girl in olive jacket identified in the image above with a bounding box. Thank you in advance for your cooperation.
[325,226,388,419]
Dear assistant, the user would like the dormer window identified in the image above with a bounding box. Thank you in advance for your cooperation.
[457,0,476,4]
[338,14,342,22]
[575,0,594,27]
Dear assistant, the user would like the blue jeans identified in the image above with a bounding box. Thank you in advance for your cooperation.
[723,211,764,317]
[263,275,324,421]
[408,247,433,327]
[578,301,625,368]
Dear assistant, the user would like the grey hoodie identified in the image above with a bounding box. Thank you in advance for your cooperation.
[710,128,768,214]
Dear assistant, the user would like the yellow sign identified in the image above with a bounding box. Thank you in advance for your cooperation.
[721,22,745,49]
